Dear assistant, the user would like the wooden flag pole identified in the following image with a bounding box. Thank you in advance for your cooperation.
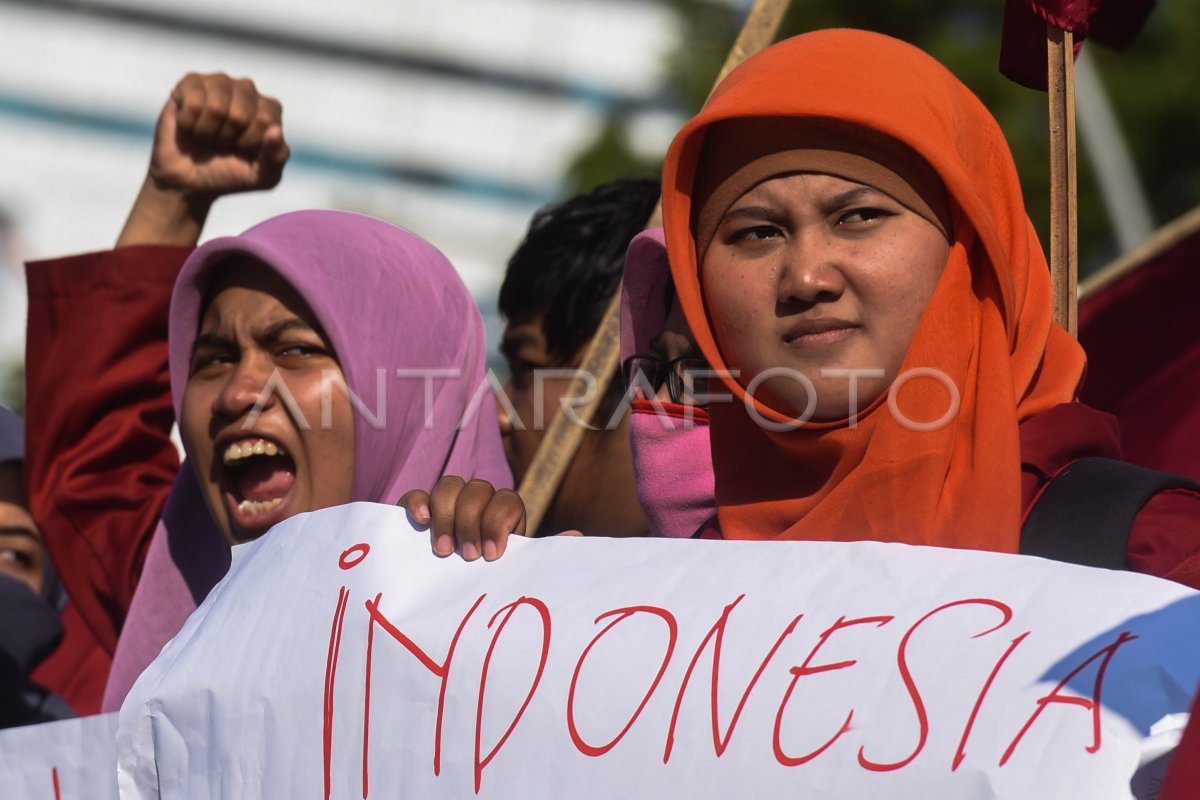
[1079,203,1200,300]
[518,0,793,534]
[1047,23,1079,337]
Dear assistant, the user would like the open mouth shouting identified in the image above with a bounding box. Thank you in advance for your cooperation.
[182,261,357,546]
[219,436,297,540]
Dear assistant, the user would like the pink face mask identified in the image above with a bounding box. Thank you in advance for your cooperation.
[628,399,716,539]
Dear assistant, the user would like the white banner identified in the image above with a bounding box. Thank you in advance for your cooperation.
[0,712,117,799]
[115,502,1200,799]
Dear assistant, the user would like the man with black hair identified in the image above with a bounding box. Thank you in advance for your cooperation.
[497,178,659,538]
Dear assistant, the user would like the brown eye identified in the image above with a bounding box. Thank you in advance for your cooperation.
[838,207,891,225]
[0,534,40,580]
[279,345,318,358]
[0,547,34,571]
[190,351,233,377]
[728,225,782,244]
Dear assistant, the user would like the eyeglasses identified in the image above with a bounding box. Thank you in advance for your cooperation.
[622,354,712,407]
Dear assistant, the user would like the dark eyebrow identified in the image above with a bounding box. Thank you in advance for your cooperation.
[499,331,535,361]
[191,318,321,358]
[719,205,786,225]
[0,526,40,543]
[261,318,318,342]
[820,186,889,213]
[188,316,321,364]
[721,186,891,224]
[192,332,233,353]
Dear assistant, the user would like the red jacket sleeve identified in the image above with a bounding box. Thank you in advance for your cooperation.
[1126,487,1200,590]
[24,246,191,656]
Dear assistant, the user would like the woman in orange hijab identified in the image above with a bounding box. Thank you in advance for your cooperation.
[660,29,1200,577]
[412,28,1197,581]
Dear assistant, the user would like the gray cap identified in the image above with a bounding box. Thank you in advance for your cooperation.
[0,404,23,465]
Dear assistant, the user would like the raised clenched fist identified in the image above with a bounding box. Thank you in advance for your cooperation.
[148,72,289,199]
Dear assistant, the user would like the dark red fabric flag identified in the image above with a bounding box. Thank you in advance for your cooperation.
[1086,213,1200,800]
[1078,215,1200,484]
[1000,0,1157,90]
[1161,696,1200,800]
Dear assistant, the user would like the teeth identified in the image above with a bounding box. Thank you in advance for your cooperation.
[236,497,284,517]
[223,439,287,465]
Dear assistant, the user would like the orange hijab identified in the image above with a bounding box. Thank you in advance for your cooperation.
[661,29,1085,551]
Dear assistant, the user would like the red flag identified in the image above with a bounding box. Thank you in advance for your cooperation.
[1083,210,1200,800]
[1078,212,1200,484]
[1161,691,1200,799]
[1000,0,1157,90]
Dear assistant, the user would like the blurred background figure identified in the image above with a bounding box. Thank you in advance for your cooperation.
[0,210,27,406]
[0,404,74,728]
[497,178,660,537]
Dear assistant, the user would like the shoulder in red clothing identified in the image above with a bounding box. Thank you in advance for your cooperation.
[1019,401,1200,589]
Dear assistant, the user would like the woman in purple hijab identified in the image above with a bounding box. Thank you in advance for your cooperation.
[103,210,511,709]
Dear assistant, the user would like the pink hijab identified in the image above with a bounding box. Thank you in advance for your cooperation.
[620,229,716,539]
[104,210,511,709]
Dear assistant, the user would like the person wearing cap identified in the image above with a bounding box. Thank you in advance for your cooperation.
[0,404,76,726]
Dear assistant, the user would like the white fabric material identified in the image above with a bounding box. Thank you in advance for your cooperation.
[107,502,1200,799]
[0,712,118,798]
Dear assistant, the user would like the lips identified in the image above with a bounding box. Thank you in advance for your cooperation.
[218,435,297,540]
[783,318,860,346]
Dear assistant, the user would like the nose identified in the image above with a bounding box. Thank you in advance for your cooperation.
[776,232,846,307]
[213,352,277,421]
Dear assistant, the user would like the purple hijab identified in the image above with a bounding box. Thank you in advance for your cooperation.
[620,229,716,539]
[104,210,511,709]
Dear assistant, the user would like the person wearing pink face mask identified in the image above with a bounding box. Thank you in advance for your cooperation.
[401,226,720,548]
[618,228,716,540]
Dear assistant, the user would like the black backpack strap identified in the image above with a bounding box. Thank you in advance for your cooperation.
[1020,457,1200,570]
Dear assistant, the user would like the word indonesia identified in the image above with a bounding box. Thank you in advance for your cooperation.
[322,542,1131,798]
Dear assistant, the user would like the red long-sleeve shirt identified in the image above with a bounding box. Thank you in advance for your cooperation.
[24,246,189,714]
